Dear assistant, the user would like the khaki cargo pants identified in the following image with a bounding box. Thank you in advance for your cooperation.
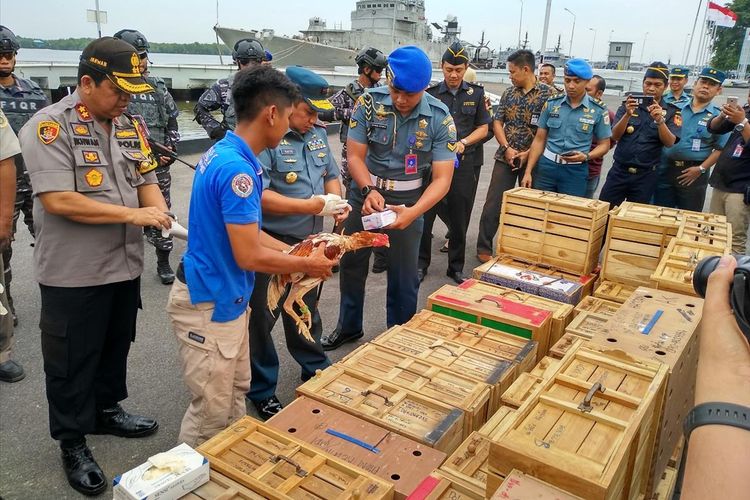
[166,279,250,447]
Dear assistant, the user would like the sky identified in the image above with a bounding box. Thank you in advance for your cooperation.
[0,0,719,64]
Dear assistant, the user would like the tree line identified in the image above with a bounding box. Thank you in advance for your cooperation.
[17,36,232,55]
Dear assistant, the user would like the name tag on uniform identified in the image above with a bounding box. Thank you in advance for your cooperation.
[692,139,702,152]
[530,113,540,126]
[580,118,595,125]
[405,153,418,175]
[734,143,744,157]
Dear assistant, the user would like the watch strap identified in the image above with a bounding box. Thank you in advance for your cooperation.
[683,402,750,441]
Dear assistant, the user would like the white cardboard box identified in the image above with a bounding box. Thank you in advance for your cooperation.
[361,209,397,230]
[113,443,209,500]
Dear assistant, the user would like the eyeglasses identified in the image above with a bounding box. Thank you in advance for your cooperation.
[0,52,15,61]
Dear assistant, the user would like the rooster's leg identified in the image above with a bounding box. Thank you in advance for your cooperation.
[285,278,321,343]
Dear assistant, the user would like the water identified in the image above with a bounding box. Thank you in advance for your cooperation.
[17,48,229,66]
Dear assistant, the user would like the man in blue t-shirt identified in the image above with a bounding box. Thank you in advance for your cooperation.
[166,66,336,447]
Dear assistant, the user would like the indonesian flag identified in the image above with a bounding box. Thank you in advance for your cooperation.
[707,1,738,28]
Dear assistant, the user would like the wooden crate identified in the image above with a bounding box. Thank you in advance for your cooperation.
[594,280,637,304]
[500,357,561,409]
[404,310,538,374]
[489,345,669,500]
[339,344,493,433]
[438,432,500,495]
[565,310,612,340]
[496,188,610,275]
[371,325,522,413]
[182,470,267,499]
[490,469,583,499]
[296,366,465,453]
[478,406,516,441]
[196,416,394,499]
[574,296,621,317]
[549,334,588,359]
[266,397,446,500]
[427,280,575,358]
[589,287,702,496]
[472,255,593,305]
[406,472,484,499]
[651,238,730,296]
[677,218,732,251]
[651,466,678,500]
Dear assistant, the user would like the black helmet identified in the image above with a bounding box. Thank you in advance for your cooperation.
[355,47,387,70]
[0,25,20,52]
[232,38,265,63]
[113,29,150,54]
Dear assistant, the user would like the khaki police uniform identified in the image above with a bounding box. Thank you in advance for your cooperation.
[18,92,159,441]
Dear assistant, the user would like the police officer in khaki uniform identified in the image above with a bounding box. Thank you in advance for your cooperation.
[18,38,171,496]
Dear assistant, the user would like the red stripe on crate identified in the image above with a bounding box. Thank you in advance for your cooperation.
[478,295,552,325]
[458,278,477,289]
[406,475,441,499]
[434,295,471,307]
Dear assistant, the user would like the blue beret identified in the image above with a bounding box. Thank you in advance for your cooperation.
[699,66,725,84]
[386,45,433,92]
[564,58,593,80]
[285,66,333,112]
[669,66,689,78]
[264,49,273,62]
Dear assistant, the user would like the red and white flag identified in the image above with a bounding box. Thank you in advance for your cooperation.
[707,1,738,28]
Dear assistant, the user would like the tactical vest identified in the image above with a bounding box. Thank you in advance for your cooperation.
[127,76,169,144]
[0,76,49,134]
[224,73,237,130]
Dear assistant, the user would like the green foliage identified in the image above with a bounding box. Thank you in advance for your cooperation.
[712,0,750,70]
[16,36,231,55]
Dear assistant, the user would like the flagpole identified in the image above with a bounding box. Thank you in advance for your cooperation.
[685,0,703,65]
[694,2,709,69]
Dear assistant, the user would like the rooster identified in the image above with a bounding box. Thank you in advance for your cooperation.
[267,231,390,342]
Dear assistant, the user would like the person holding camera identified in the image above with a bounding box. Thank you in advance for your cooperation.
[599,62,682,207]
[707,89,750,253]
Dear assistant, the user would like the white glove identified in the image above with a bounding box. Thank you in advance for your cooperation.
[314,194,350,217]
[161,220,188,240]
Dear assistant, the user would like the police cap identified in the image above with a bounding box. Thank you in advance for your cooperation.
[80,37,154,94]
[386,45,432,92]
[113,29,150,54]
[442,41,470,66]
[699,66,726,84]
[669,66,689,78]
[564,58,593,80]
[232,38,265,63]
[0,25,19,53]
[286,66,333,112]
[645,61,669,82]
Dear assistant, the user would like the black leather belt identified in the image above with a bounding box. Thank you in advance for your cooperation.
[624,165,657,174]
[670,160,703,168]
[176,261,186,283]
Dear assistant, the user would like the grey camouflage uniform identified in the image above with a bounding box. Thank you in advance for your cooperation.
[193,73,236,140]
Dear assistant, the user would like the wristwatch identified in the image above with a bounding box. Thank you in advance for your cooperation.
[361,185,377,197]
[734,118,749,132]
[460,138,469,146]
[698,165,707,174]
[498,143,509,154]
[684,402,750,441]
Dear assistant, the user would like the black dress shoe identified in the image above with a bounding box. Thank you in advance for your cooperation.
[61,441,107,496]
[446,270,466,284]
[321,329,364,351]
[93,404,158,438]
[0,359,25,383]
[251,395,284,421]
[417,268,427,283]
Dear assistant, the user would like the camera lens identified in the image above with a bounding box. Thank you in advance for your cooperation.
[693,255,720,298]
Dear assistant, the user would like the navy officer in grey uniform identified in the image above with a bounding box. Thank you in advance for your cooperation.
[322,45,458,350]
[599,62,681,207]
[522,59,611,196]
[248,66,349,419]
[194,38,265,140]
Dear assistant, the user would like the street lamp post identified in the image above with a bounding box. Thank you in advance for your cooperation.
[564,7,576,58]
[589,27,597,61]
[640,31,649,63]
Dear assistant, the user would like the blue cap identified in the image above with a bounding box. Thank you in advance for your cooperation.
[564,58,593,80]
[386,45,433,92]
[699,66,726,84]
[264,49,273,62]
[669,66,689,78]
[285,66,333,112]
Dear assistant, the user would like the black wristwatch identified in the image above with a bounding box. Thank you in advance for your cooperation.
[361,185,377,197]
[683,402,750,441]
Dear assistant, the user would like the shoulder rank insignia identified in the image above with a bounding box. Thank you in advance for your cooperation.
[37,120,60,145]
[75,103,93,122]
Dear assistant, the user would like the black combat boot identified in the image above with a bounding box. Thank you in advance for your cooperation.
[156,249,175,285]
[60,438,106,496]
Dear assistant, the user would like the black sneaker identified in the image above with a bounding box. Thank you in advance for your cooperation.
[321,329,364,351]
[252,396,284,421]
[0,360,25,383]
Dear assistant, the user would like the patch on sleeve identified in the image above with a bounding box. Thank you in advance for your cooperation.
[231,173,254,198]
[37,120,60,145]
[603,112,610,125]
[447,141,458,152]
[349,119,358,129]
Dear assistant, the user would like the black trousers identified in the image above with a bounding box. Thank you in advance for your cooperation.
[419,157,478,273]
[39,278,140,441]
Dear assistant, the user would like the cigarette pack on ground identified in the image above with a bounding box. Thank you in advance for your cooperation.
[113,443,209,500]
[362,209,397,230]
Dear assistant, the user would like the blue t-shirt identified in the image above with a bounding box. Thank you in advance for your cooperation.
[183,131,262,322]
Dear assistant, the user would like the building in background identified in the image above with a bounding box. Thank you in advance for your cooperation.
[608,41,633,70]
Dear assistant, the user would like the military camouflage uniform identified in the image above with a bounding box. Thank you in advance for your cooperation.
[0,74,49,318]
[323,80,382,187]
[127,75,180,252]
[194,73,236,140]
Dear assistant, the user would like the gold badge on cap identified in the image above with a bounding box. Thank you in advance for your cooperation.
[131,52,140,74]
[626,125,635,134]
[285,172,298,184]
